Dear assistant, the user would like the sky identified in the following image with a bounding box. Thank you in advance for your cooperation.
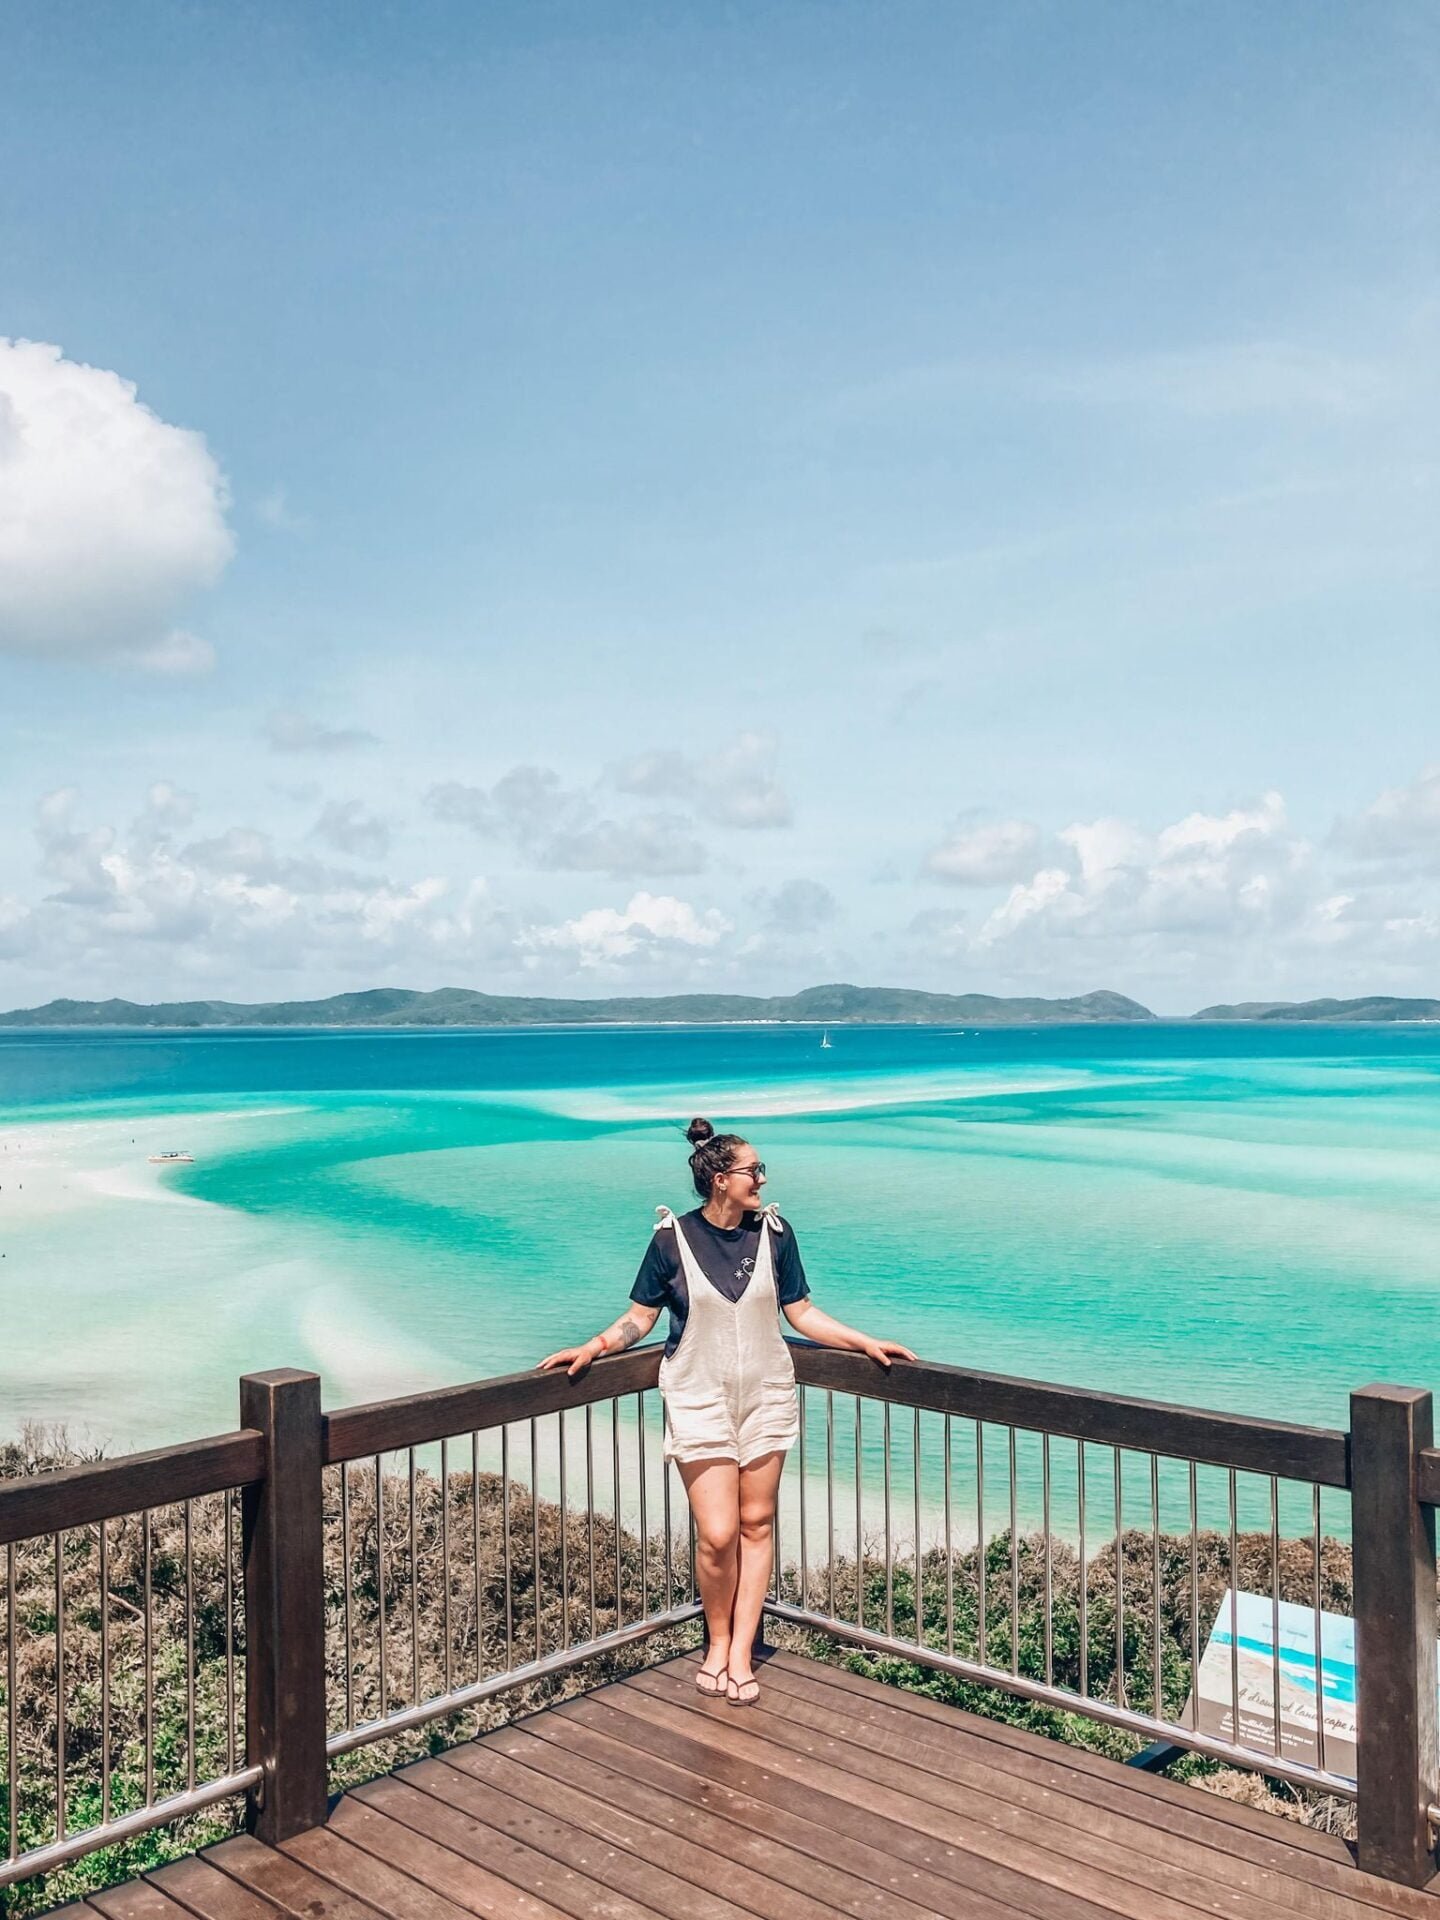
[1,0,1436,1015]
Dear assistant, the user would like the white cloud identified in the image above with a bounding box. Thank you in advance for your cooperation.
[264,709,379,754]
[1332,765,1440,866]
[427,768,706,877]
[926,817,1042,886]
[613,732,793,830]
[751,878,838,933]
[526,892,731,966]
[0,339,233,666]
[312,800,392,860]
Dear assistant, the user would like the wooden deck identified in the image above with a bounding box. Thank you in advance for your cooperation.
[60,1650,1440,1920]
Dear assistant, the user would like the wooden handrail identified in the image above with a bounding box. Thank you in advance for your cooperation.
[321,1344,664,1464]
[1416,1446,1440,1507]
[790,1347,1352,1487]
[0,1428,265,1547]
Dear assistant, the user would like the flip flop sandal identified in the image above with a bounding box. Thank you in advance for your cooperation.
[726,1673,760,1707]
[694,1667,727,1697]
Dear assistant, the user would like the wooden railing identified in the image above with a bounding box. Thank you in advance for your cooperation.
[2,1349,1439,1893]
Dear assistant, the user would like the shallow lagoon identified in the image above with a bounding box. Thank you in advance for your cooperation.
[3,1021,1439,1467]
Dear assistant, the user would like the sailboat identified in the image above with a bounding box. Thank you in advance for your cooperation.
[820,1030,832,1049]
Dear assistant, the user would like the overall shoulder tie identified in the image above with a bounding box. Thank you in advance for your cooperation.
[760,1202,785,1234]
[654,1204,679,1231]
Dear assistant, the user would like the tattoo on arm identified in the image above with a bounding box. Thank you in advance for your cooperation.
[612,1313,646,1351]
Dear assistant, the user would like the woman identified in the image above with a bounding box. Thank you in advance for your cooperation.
[538,1117,915,1705]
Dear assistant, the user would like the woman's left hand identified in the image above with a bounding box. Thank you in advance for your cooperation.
[859,1337,916,1369]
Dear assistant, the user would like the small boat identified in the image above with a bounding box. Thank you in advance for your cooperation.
[820,1031,832,1049]
[148,1150,194,1165]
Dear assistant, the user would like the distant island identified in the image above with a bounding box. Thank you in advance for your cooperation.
[2,986,1436,1029]
[0,984,1154,1028]
[1193,996,1440,1023]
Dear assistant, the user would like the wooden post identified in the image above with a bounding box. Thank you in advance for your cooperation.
[240,1368,327,1843]
[1351,1384,1438,1886]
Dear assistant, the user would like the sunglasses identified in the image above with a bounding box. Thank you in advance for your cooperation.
[725,1162,766,1179]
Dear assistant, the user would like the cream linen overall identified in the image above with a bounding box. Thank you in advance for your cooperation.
[654,1203,801,1467]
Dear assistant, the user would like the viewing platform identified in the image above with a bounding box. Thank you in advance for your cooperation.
[47,1646,1440,1920]
[6,1346,1440,1916]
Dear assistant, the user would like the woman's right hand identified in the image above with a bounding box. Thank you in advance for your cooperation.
[538,1339,600,1377]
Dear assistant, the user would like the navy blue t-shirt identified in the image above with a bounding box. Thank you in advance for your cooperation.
[630,1208,810,1357]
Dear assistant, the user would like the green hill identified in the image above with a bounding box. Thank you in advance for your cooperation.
[1193,996,1440,1022]
[0,984,1156,1029]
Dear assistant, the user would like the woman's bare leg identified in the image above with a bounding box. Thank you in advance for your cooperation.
[678,1457,740,1680]
[728,1451,784,1688]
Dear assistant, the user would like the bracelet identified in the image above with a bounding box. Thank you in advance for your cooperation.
[593,1331,612,1355]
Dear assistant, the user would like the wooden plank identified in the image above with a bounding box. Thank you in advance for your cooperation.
[0,1431,264,1547]
[206,1834,387,1920]
[743,1656,1396,1920]
[1351,1385,1439,1886]
[284,1823,566,1920]
[619,1666,1299,1920]
[436,1739,844,1920]
[552,1688,1166,1920]
[790,1347,1351,1486]
[505,1715,1075,1920]
[349,1774,664,1920]
[765,1652,1356,1873]
[396,1753,757,1920]
[85,1881,196,1920]
[322,1349,662,1464]
[322,1795,575,1920]
[148,1853,280,1920]
[240,1369,327,1844]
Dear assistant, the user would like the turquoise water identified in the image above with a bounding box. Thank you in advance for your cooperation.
[2,1023,1440,1470]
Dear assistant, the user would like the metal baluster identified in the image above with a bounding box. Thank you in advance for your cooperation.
[558,1414,570,1650]
[1113,1452,1125,1710]
[1042,1433,1053,1687]
[54,1532,65,1841]
[341,1461,354,1730]
[1077,1440,1088,1700]
[143,1509,153,1806]
[408,1448,420,1701]
[532,1418,542,1662]
[1149,1455,1162,1719]
[944,1413,954,1657]
[7,1540,17,1863]
[585,1404,597,1640]
[1188,1462,1200,1731]
[976,1422,987,1668]
[375,1456,388,1720]
[826,1391,836,1621]
[1228,1468,1240,1747]
[1269,1476,1282,1757]
[661,1424,673,1615]
[914,1408,923,1647]
[441,1438,453,1692]
[612,1400,623,1629]
[185,1499,196,1792]
[472,1431,484,1684]
[636,1394,648,1620]
[854,1398,864,1631]
[225,1489,236,1770]
[799,1386,809,1610]
[1008,1430,1019,1677]
[883,1401,893,1637]
[99,1518,111,1825]
[773,1417,783,1602]
[1312,1484,1326,1774]
[502,1427,513,1666]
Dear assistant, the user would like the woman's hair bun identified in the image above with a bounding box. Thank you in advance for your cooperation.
[685,1116,715,1147]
